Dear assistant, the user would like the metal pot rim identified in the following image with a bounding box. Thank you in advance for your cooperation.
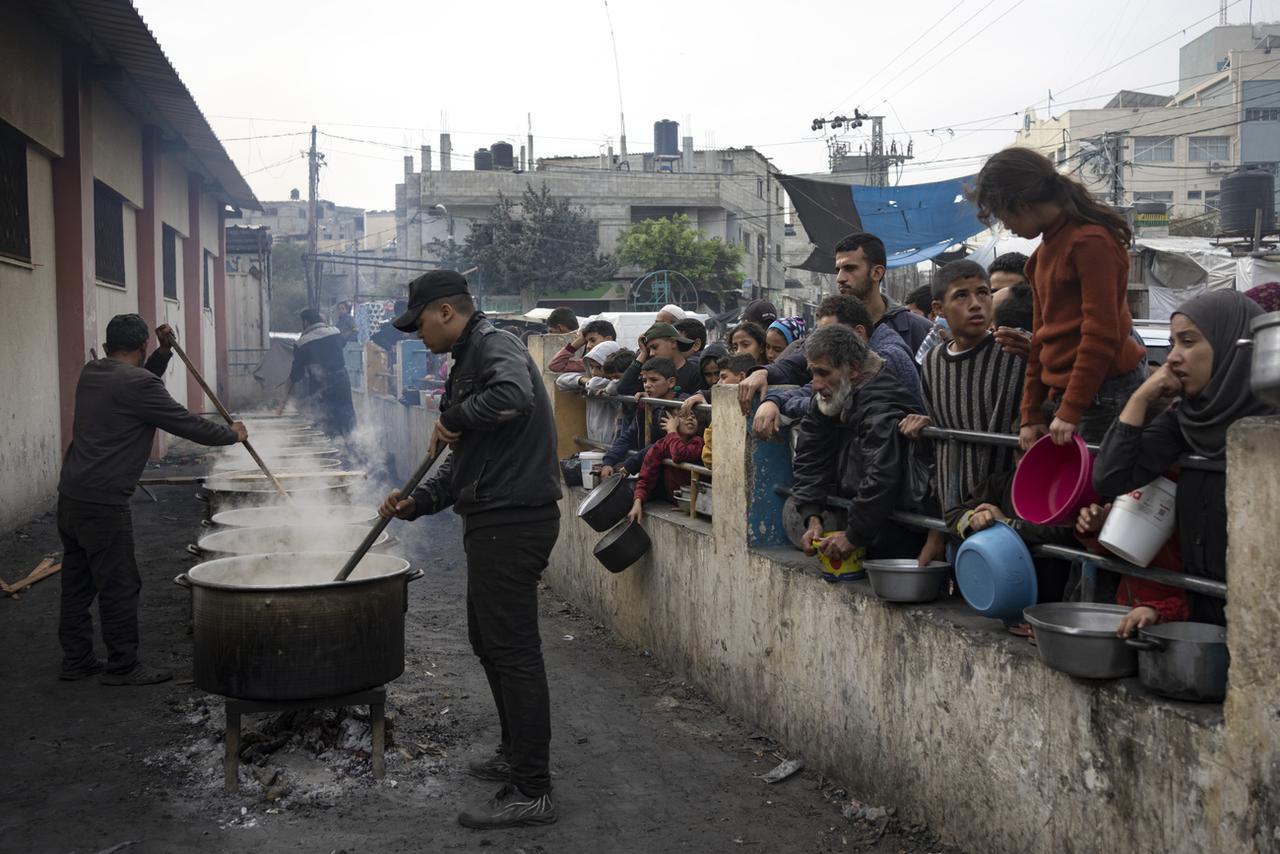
[1024,602,1132,638]
[1249,310,1280,334]
[184,552,412,592]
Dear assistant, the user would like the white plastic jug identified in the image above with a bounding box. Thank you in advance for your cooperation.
[579,452,605,493]
[1098,476,1177,567]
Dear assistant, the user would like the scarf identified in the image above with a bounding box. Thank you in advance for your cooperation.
[768,316,808,345]
[297,322,342,348]
[1245,281,1280,314]
[1173,289,1276,458]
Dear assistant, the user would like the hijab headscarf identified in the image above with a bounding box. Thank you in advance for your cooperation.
[700,342,729,363]
[767,317,808,345]
[1245,281,1280,314]
[1173,289,1275,458]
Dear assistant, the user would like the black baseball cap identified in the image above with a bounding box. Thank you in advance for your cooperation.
[742,299,778,327]
[392,270,470,331]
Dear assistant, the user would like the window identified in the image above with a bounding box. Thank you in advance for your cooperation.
[757,233,765,260]
[775,244,782,262]
[0,121,30,263]
[1133,191,1173,203]
[203,250,213,309]
[1132,137,1173,163]
[1187,190,1203,200]
[757,177,764,198]
[1245,107,1280,122]
[1189,136,1230,162]
[1205,190,1221,212]
[162,224,178,300]
[93,181,125,287]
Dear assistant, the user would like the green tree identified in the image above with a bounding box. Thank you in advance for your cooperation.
[427,184,615,309]
[269,242,310,332]
[615,214,744,300]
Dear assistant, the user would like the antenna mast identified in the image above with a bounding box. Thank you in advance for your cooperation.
[603,0,627,156]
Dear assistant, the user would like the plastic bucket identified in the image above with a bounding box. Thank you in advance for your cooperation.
[1098,476,1177,566]
[1011,434,1100,525]
[579,452,605,493]
[815,531,865,581]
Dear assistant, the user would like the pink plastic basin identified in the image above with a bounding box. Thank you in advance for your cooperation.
[1011,434,1100,525]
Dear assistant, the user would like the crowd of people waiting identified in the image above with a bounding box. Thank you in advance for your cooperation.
[547,147,1278,637]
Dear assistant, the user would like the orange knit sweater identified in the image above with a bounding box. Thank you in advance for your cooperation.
[1021,216,1144,426]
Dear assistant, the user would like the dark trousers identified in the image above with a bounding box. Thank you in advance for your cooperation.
[57,496,141,674]
[1041,361,1146,445]
[463,517,560,796]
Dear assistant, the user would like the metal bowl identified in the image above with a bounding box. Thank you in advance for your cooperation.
[862,559,949,603]
[1023,602,1137,680]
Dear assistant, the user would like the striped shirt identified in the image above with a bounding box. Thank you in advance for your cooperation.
[921,333,1025,511]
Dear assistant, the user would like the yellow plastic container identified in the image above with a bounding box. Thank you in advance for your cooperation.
[815,531,866,581]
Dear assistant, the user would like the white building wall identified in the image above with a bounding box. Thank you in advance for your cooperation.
[90,83,142,206]
[0,150,62,530]
[0,9,63,157]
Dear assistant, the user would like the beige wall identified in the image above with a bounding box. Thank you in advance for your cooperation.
[161,242,187,409]
[90,83,143,206]
[0,150,62,529]
[0,9,63,156]
[158,152,189,237]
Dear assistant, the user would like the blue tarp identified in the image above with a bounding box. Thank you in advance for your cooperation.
[850,176,984,268]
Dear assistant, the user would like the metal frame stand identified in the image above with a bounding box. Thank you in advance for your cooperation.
[223,686,386,793]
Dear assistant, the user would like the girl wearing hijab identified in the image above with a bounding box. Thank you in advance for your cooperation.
[765,317,808,364]
[1093,290,1277,625]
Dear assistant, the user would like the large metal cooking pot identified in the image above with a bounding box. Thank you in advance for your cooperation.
[175,552,422,701]
[577,474,634,532]
[210,504,380,529]
[1023,602,1138,680]
[211,450,341,473]
[593,519,651,573]
[1125,621,1229,702]
[199,470,354,516]
[863,559,950,603]
[1241,311,1280,407]
[194,524,391,558]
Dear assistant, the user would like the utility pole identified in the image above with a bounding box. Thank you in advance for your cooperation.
[306,124,320,309]
[1105,131,1127,207]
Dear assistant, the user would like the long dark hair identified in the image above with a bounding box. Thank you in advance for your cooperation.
[728,321,767,360]
[969,147,1131,246]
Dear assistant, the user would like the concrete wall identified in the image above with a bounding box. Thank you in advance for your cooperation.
[0,149,62,530]
[536,340,1279,854]
[0,8,63,156]
[90,83,142,206]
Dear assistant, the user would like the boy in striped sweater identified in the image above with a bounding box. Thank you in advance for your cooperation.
[901,260,1025,562]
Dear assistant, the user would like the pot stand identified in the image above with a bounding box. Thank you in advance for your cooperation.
[222,686,386,793]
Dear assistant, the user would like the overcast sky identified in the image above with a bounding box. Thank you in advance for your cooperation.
[134,0,1280,211]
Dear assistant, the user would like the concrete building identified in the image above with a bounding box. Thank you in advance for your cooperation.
[397,126,788,309]
[237,190,365,249]
[1017,23,1280,218]
[0,0,258,532]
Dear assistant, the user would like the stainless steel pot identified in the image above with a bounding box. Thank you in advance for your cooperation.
[211,451,341,473]
[210,504,381,529]
[175,552,422,701]
[1126,621,1229,702]
[1023,602,1137,679]
[198,471,354,516]
[194,524,391,558]
[863,559,949,603]
[577,474,634,533]
[1242,311,1280,406]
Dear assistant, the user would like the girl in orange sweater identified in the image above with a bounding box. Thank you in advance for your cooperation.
[970,148,1146,449]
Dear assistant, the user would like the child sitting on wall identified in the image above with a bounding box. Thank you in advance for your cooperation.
[626,408,708,523]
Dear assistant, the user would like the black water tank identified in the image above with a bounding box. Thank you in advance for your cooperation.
[474,148,493,171]
[654,120,679,157]
[1219,168,1276,235]
[491,140,515,170]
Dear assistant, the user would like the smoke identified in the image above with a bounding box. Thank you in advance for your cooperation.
[187,551,409,587]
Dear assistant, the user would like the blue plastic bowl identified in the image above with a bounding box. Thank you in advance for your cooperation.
[954,522,1038,624]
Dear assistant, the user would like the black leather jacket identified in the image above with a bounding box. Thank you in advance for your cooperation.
[791,365,922,550]
[409,314,561,528]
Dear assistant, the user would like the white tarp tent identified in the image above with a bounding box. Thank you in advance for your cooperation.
[966,231,1042,268]
[1134,236,1280,319]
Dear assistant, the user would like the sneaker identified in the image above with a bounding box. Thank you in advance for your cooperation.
[100,662,173,686]
[457,784,557,829]
[58,659,105,681]
[467,749,512,782]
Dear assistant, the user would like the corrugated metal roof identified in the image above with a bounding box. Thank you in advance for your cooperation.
[28,0,260,210]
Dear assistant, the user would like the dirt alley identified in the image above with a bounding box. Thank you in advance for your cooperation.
[0,454,959,854]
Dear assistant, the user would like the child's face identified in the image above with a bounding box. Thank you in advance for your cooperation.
[675,411,700,438]
[604,368,624,381]
[765,329,788,363]
[641,370,676,398]
[718,369,748,385]
[937,276,992,339]
[701,359,720,389]
[586,360,604,378]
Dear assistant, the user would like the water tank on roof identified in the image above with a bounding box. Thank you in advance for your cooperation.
[474,148,493,171]
[1219,168,1276,235]
[654,120,679,157]
[491,140,515,170]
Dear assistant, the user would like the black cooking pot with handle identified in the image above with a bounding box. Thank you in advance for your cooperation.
[1125,621,1228,702]
[577,473,634,532]
[593,519,651,573]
